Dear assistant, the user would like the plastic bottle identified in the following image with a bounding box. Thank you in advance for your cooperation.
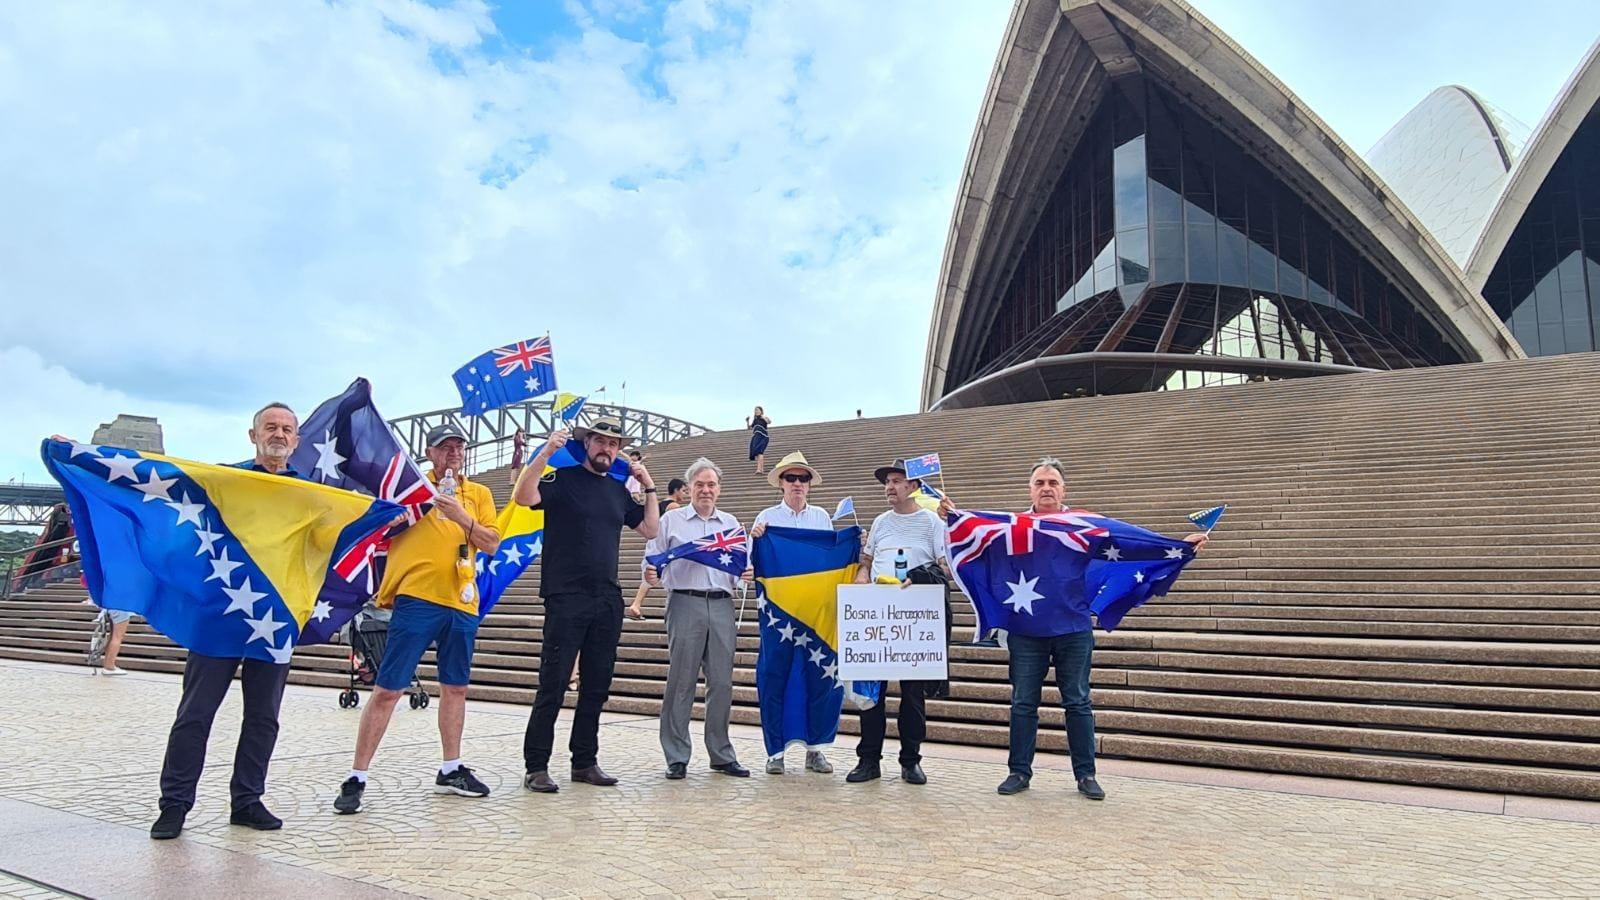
[894,548,908,583]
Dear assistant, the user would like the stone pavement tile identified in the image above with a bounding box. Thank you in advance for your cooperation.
[3,660,1600,898]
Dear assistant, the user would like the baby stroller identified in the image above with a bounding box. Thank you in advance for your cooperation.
[337,602,429,710]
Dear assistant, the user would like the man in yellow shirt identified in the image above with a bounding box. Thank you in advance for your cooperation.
[334,423,500,815]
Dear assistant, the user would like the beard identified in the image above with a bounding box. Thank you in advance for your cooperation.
[261,441,290,459]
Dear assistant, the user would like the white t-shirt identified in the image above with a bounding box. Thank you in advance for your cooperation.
[865,508,947,581]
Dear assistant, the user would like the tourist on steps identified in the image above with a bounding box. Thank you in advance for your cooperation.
[746,405,770,474]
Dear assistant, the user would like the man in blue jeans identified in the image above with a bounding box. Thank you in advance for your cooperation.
[956,457,1208,800]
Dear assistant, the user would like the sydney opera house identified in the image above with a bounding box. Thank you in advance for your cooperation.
[921,0,1600,409]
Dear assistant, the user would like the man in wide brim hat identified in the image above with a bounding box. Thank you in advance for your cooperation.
[766,451,822,489]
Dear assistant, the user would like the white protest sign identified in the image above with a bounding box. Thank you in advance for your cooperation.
[836,584,948,681]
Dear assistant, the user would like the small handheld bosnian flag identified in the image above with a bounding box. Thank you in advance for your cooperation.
[903,453,942,480]
[553,392,586,423]
[912,481,941,513]
[1187,505,1228,532]
[832,496,855,522]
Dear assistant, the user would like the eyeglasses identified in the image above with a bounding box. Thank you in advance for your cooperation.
[780,472,813,484]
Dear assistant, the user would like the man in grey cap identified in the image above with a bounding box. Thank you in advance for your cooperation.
[514,418,659,792]
[333,421,501,816]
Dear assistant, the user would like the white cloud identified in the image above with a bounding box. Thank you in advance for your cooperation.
[0,0,1007,482]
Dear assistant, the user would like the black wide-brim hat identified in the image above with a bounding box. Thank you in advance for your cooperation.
[874,458,909,483]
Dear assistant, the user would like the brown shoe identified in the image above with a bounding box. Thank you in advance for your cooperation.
[524,771,559,794]
[571,765,618,786]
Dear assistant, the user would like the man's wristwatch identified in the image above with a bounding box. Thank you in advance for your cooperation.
[643,487,657,493]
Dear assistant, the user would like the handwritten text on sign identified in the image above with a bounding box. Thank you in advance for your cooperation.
[836,584,948,681]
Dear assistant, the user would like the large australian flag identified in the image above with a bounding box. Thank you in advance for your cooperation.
[289,379,436,627]
[947,509,1197,636]
[454,336,557,415]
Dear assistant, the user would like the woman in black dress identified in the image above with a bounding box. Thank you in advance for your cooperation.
[746,406,770,473]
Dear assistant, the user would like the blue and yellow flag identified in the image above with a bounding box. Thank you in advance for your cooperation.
[752,525,861,756]
[552,392,586,423]
[545,438,631,481]
[42,439,401,663]
[474,498,543,620]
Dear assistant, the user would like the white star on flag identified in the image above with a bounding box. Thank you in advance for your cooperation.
[134,468,176,503]
[821,661,838,681]
[311,600,333,622]
[1102,546,1122,561]
[206,548,243,585]
[1003,573,1044,615]
[266,639,295,665]
[502,544,525,566]
[193,521,223,557]
[793,632,812,648]
[222,578,267,615]
[312,433,346,483]
[96,453,143,483]
[718,552,732,566]
[1165,547,1185,559]
[68,441,100,458]
[809,647,825,665]
[525,376,540,392]
[778,622,796,642]
[166,492,205,528]
[1134,571,1145,583]
[765,611,778,627]
[244,608,288,645]
[489,559,501,575]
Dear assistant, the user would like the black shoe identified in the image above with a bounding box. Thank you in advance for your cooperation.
[710,761,750,778]
[435,765,490,798]
[524,771,559,793]
[901,763,927,785]
[665,762,688,780]
[229,802,282,830]
[997,773,1030,795]
[150,805,186,840]
[1077,776,1106,800]
[571,765,618,786]
[845,761,881,783]
[333,777,365,814]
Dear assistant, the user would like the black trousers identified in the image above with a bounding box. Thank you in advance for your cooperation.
[523,592,623,772]
[856,681,933,766]
[159,652,289,811]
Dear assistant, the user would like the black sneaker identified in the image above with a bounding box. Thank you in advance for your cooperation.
[333,777,365,815]
[150,805,186,840]
[229,801,283,830]
[435,765,490,798]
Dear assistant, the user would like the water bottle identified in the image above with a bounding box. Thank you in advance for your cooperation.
[439,468,457,498]
[894,548,908,583]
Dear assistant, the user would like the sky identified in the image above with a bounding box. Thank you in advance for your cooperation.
[2,0,1597,484]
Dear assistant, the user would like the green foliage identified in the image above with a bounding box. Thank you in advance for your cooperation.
[0,530,40,555]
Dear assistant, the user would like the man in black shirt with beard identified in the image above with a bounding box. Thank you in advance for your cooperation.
[513,418,660,792]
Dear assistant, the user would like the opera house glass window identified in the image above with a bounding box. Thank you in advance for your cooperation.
[1480,106,1600,356]
[957,81,1466,397]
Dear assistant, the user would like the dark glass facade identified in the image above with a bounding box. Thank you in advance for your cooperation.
[1481,105,1600,356]
[951,81,1467,399]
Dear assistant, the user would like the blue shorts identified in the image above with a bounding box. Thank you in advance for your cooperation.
[376,596,479,690]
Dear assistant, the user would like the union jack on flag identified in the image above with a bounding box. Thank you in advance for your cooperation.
[647,525,750,579]
[453,334,559,415]
[946,508,1197,637]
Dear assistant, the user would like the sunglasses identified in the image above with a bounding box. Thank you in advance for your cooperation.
[780,472,813,484]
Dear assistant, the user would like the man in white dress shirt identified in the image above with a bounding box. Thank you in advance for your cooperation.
[646,457,750,779]
[749,450,840,776]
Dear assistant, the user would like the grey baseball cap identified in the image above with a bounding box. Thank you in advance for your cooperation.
[426,422,469,447]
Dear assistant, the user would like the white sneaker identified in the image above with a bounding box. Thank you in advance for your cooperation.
[100,667,127,676]
[805,750,833,774]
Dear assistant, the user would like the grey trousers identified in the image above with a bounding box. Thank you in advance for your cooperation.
[660,591,738,766]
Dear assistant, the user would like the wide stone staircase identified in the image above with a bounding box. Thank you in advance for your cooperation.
[5,354,1600,798]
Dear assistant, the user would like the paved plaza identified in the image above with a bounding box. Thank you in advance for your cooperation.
[1,659,1597,899]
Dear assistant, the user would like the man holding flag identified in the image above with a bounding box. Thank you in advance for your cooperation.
[515,419,659,793]
[940,457,1209,800]
[334,423,500,815]
[642,457,751,780]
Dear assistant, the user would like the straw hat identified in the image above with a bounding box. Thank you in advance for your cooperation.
[766,450,822,488]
